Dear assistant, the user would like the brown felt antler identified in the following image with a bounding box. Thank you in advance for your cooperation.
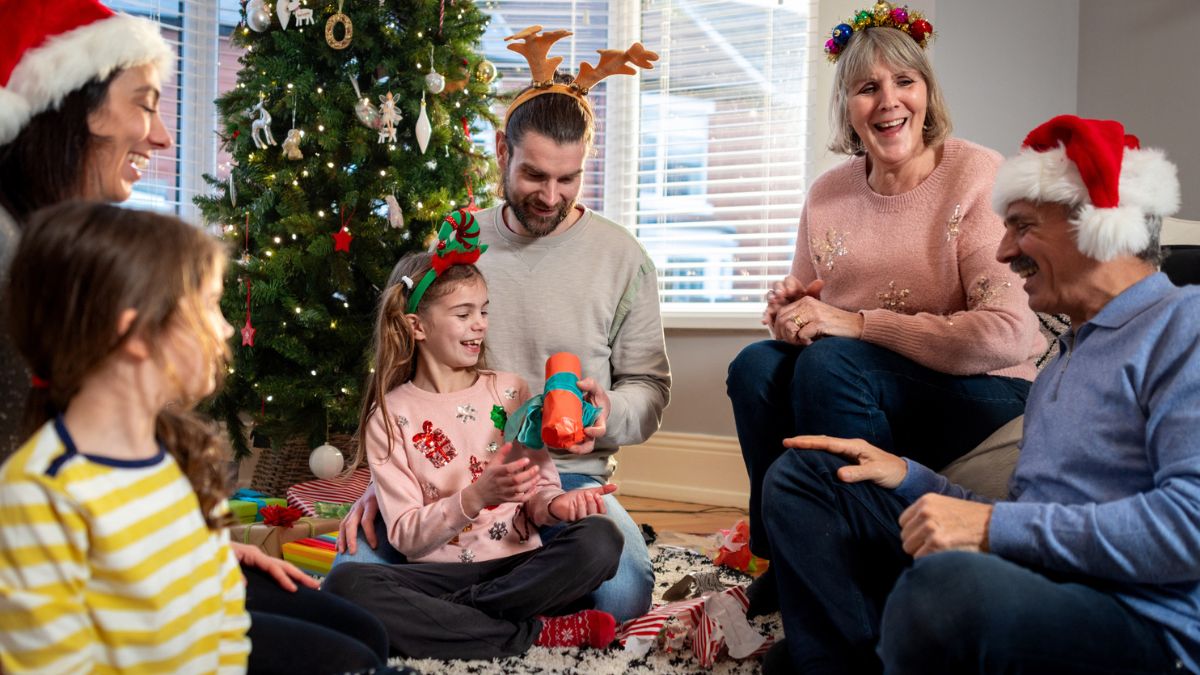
[573,43,659,94]
[504,25,573,85]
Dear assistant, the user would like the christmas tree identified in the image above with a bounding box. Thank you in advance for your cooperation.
[195,0,497,458]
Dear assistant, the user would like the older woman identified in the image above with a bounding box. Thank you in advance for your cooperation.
[0,2,394,672]
[725,6,1045,621]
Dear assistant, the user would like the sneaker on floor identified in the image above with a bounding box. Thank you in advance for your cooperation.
[745,566,779,618]
[535,609,617,649]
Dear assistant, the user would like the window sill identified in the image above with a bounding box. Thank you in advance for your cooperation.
[661,309,767,331]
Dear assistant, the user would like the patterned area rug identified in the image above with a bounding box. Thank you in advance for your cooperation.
[388,544,782,674]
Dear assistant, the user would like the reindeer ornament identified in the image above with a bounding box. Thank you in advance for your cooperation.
[248,95,276,149]
[502,25,659,128]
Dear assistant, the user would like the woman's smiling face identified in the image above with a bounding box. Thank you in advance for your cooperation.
[846,59,928,171]
[84,63,173,202]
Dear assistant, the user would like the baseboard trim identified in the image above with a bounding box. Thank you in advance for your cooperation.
[613,432,748,509]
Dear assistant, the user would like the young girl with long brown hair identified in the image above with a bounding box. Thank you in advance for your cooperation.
[325,211,624,660]
[0,201,249,672]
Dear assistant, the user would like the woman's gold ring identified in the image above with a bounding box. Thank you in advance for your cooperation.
[792,315,808,329]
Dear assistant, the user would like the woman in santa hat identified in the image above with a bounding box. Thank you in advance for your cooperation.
[0,3,398,672]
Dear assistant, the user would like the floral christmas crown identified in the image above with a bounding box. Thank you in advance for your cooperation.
[502,25,659,128]
[406,209,487,313]
[824,1,933,62]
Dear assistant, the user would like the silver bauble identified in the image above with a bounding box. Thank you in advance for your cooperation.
[425,70,446,95]
[246,0,272,32]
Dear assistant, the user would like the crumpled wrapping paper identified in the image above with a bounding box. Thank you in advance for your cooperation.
[615,585,772,667]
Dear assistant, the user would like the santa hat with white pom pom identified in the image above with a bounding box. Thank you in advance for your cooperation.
[992,115,1180,262]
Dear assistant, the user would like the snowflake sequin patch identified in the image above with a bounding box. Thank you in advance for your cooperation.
[877,281,913,313]
[968,276,1010,309]
[486,441,499,454]
[394,414,409,428]
[504,387,518,400]
[946,203,963,241]
[811,229,848,271]
[456,404,477,423]
[459,549,475,563]
[489,522,508,541]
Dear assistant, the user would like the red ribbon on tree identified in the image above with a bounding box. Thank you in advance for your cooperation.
[461,117,480,212]
[241,213,256,346]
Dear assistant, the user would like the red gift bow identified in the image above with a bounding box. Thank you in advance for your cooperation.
[261,505,305,528]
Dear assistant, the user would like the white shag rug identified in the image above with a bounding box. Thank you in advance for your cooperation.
[387,544,782,674]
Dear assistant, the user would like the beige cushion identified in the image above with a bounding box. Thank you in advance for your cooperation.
[939,416,1023,501]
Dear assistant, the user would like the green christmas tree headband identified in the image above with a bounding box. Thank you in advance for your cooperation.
[403,209,488,314]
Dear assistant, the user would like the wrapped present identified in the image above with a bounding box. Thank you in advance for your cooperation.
[282,533,338,575]
[286,466,371,517]
[312,501,353,519]
[230,514,341,559]
[616,585,773,667]
[230,488,289,524]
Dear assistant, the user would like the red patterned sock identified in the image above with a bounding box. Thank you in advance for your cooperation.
[534,609,617,649]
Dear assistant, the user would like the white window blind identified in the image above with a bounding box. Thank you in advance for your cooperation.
[105,1,223,220]
[635,0,815,314]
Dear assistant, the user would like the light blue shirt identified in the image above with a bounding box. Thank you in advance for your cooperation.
[898,273,1200,671]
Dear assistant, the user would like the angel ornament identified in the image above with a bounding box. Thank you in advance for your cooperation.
[377,91,402,144]
[249,95,276,149]
[281,128,303,160]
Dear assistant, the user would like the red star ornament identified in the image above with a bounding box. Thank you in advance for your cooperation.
[332,226,353,252]
[240,318,256,346]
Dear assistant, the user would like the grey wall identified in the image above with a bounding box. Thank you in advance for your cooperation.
[934,0,1079,155]
[1077,0,1200,219]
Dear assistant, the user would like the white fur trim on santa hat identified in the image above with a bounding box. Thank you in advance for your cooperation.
[1073,204,1150,262]
[992,142,1180,262]
[991,144,1087,215]
[0,14,172,145]
[1116,147,1180,217]
[0,88,31,146]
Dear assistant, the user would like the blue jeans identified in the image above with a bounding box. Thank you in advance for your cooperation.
[727,337,1030,557]
[761,450,1180,675]
[538,473,654,623]
[330,473,653,623]
[881,552,1181,674]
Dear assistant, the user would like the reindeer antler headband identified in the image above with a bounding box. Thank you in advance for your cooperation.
[502,25,659,129]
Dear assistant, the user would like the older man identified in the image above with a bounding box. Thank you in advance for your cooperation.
[760,115,1200,674]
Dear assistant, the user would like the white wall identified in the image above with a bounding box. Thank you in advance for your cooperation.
[1077,0,1200,219]
[658,0,1084,439]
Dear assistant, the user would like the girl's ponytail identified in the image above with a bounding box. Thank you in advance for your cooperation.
[351,282,418,471]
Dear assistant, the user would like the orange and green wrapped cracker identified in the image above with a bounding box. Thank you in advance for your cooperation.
[542,352,587,448]
[504,352,602,449]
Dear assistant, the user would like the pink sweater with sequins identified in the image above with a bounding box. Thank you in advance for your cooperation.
[791,138,1043,379]
[365,370,565,564]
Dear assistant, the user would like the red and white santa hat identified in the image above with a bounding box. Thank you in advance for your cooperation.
[0,0,172,145]
[992,115,1180,262]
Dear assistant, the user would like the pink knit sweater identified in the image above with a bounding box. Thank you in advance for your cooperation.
[366,371,565,564]
[791,138,1043,379]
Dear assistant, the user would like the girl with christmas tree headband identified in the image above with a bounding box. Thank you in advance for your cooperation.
[327,209,625,659]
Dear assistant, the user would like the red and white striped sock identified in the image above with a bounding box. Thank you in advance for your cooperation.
[534,609,617,649]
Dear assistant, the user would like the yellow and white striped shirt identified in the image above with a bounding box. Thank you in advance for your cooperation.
[0,418,250,674]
